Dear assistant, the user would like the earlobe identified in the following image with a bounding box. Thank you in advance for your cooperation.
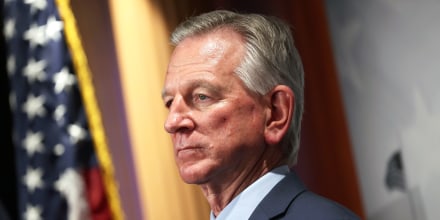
[264,85,294,145]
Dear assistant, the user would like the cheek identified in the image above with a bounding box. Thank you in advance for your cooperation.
[214,106,262,139]
[211,115,233,137]
[197,111,237,142]
[197,100,265,141]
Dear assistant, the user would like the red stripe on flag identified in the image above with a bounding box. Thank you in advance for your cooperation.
[84,168,112,220]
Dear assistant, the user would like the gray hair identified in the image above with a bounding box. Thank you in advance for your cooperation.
[170,10,305,166]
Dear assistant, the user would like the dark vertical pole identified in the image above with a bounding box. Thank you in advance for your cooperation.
[0,0,18,218]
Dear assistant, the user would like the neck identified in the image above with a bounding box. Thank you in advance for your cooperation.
[201,158,286,216]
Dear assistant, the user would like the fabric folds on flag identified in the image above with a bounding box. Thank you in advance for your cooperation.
[3,0,122,219]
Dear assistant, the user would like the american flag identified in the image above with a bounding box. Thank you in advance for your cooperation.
[3,0,109,219]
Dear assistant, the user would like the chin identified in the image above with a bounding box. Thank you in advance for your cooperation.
[178,164,211,185]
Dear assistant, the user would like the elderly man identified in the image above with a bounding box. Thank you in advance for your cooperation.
[162,10,360,220]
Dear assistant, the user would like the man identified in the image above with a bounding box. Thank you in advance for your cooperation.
[162,10,360,219]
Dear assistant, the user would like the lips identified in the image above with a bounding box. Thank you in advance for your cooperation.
[173,134,204,156]
[176,146,204,159]
[177,146,201,153]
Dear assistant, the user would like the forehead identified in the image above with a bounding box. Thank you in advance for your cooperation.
[168,28,245,71]
[163,29,246,92]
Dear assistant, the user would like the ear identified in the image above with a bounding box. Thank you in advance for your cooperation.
[264,85,294,145]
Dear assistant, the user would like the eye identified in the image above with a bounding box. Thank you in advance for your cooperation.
[197,94,209,101]
[164,98,173,108]
[192,93,212,105]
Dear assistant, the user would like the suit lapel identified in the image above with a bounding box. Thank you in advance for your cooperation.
[249,172,307,220]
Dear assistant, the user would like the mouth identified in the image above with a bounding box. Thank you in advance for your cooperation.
[176,146,203,158]
[177,146,201,153]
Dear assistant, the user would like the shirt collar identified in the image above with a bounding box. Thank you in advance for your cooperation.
[210,165,289,220]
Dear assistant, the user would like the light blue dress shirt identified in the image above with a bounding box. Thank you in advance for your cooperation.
[210,165,290,220]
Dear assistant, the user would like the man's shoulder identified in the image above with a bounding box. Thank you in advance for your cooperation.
[283,190,361,219]
[250,171,361,220]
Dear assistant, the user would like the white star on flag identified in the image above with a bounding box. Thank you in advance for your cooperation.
[24,23,48,48]
[24,0,47,14]
[53,104,67,123]
[45,16,63,41]
[68,124,87,144]
[23,204,43,220]
[23,58,47,83]
[53,67,76,94]
[23,167,44,193]
[7,55,15,76]
[53,144,65,156]
[22,131,44,156]
[4,18,15,40]
[22,94,46,119]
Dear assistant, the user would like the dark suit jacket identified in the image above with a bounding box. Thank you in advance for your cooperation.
[249,172,361,220]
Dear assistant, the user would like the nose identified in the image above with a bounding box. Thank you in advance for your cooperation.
[164,97,195,133]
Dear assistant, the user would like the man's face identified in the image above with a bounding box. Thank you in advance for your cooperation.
[162,29,269,185]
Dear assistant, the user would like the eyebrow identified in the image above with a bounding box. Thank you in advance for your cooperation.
[161,79,222,100]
